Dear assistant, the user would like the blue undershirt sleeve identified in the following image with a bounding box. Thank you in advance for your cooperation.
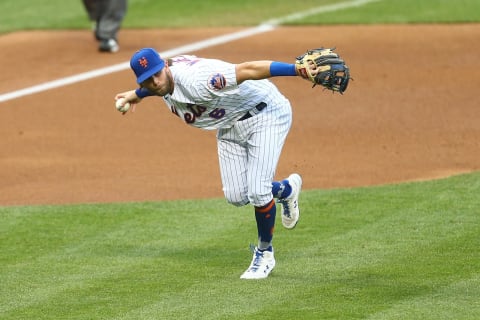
[269,62,297,77]
[135,88,154,98]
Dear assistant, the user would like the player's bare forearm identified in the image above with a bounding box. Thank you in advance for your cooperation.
[236,61,299,84]
[235,61,272,83]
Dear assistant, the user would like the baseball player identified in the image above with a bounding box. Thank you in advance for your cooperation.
[82,0,127,52]
[115,47,349,279]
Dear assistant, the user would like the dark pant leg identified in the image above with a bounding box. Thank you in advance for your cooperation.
[95,0,127,40]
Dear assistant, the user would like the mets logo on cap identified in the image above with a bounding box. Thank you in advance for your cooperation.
[208,73,226,90]
[139,57,148,68]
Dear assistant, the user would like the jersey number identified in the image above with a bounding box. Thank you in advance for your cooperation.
[172,104,225,124]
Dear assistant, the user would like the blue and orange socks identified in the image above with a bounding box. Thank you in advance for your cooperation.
[254,199,276,250]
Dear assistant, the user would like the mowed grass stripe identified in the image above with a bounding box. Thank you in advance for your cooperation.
[0,201,251,317]
[366,274,480,319]
[1,172,479,319]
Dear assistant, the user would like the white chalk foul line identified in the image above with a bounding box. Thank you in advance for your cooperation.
[0,0,379,103]
[0,25,274,103]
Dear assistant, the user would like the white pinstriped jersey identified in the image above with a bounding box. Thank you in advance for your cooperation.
[161,55,293,207]
[162,55,289,130]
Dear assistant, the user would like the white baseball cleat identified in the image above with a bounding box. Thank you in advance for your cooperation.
[240,247,275,280]
[278,173,302,229]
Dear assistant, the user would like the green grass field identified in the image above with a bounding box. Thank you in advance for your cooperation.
[1,0,479,33]
[1,0,479,319]
[1,173,479,319]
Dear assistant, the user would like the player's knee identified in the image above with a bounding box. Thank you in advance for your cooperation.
[226,197,249,207]
[224,191,249,207]
[248,191,273,208]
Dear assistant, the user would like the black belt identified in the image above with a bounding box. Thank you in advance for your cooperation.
[238,102,267,121]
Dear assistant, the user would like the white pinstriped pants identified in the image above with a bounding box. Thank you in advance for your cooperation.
[217,102,292,207]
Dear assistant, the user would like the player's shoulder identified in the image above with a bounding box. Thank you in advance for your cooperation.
[173,54,229,66]
[172,57,233,78]
[170,55,201,66]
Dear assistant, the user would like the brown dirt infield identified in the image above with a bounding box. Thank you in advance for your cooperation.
[1,24,479,206]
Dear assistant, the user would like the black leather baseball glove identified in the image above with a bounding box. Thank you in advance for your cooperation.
[295,47,351,94]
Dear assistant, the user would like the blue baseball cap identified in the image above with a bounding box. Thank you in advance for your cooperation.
[130,48,165,84]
